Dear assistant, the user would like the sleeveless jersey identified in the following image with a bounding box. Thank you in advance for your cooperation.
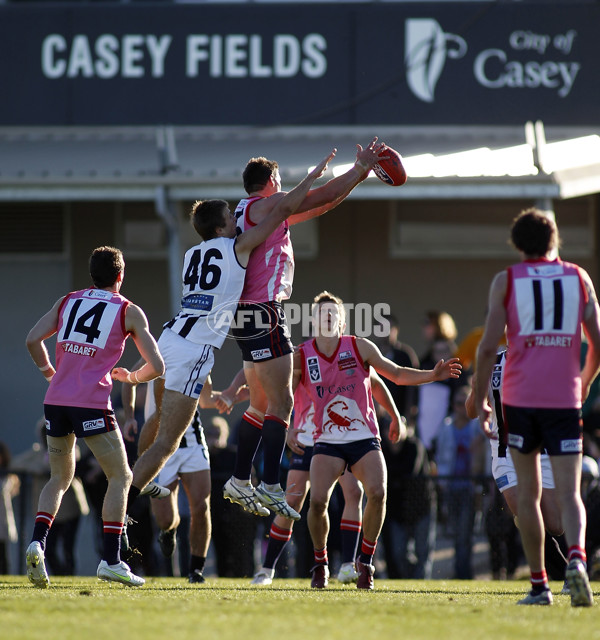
[45,288,130,410]
[164,236,245,349]
[503,258,587,408]
[293,376,317,448]
[235,196,294,303]
[300,336,379,444]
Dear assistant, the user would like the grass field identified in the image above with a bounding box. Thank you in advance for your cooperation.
[1,576,597,640]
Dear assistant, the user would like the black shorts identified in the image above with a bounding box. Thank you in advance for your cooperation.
[290,445,313,471]
[503,404,583,456]
[312,437,381,470]
[232,300,293,362]
[44,404,119,439]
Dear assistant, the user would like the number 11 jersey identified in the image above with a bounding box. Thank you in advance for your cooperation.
[164,237,246,349]
[503,257,587,409]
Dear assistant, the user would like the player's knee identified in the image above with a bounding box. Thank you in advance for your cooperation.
[52,472,74,493]
[366,485,386,505]
[154,436,179,461]
[190,496,210,518]
[267,390,293,420]
[309,497,328,515]
[122,465,133,487]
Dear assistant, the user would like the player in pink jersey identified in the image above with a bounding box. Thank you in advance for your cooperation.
[24,246,164,588]
[294,291,461,589]
[126,150,336,527]
[226,139,390,522]
[473,208,600,607]
[250,367,399,586]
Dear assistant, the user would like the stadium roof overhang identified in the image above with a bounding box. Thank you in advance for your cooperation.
[0,124,598,203]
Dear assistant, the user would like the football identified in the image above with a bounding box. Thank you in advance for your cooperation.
[372,145,407,186]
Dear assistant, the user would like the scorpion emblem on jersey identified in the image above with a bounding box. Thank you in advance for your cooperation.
[322,400,364,433]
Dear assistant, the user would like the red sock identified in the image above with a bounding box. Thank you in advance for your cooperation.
[530,569,548,590]
[568,546,587,564]
[314,547,328,565]
[358,537,377,565]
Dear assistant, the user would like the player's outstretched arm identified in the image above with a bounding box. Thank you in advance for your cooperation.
[289,138,389,224]
[356,337,462,387]
[235,150,335,263]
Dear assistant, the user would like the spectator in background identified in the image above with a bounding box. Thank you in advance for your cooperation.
[455,310,507,375]
[379,421,436,579]
[373,314,420,426]
[434,384,481,580]
[0,441,18,574]
[418,311,460,456]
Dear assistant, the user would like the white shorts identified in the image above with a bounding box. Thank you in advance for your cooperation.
[492,446,555,492]
[158,329,215,399]
[157,443,210,486]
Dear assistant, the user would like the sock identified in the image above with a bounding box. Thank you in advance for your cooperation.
[314,546,328,566]
[358,537,377,565]
[568,545,587,564]
[31,512,54,551]
[190,555,206,575]
[530,569,549,592]
[233,412,264,480]
[263,523,293,570]
[126,486,141,514]
[103,521,123,565]
[261,415,288,485]
[340,519,361,564]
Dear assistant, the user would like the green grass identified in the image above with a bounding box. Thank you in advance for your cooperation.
[1,577,596,640]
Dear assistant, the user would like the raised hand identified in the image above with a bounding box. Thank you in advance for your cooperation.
[432,357,462,381]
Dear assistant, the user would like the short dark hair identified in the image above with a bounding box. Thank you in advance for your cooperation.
[89,246,124,288]
[312,290,346,329]
[510,208,560,257]
[190,199,228,240]
[242,157,278,194]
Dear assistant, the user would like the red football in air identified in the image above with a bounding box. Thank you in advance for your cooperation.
[372,145,407,186]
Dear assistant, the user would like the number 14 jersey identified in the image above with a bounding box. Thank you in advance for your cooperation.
[165,237,246,349]
[503,257,587,409]
[46,288,130,410]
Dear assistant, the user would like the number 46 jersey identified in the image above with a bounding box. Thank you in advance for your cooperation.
[503,258,587,409]
[164,237,246,349]
[46,288,131,410]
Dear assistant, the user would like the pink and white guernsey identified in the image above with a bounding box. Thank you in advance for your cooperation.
[293,375,317,448]
[45,288,130,410]
[300,336,379,444]
[235,196,294,303]
[503,258,587,409]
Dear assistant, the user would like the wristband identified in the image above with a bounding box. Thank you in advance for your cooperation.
[222,395,233,409]
[38,363,53,372]
[355,160,370,172]
[134,370,141,384]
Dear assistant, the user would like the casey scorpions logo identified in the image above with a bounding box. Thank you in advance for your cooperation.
[322,399,366,433]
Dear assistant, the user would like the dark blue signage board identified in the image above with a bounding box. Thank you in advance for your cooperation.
[0,2,596,125]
